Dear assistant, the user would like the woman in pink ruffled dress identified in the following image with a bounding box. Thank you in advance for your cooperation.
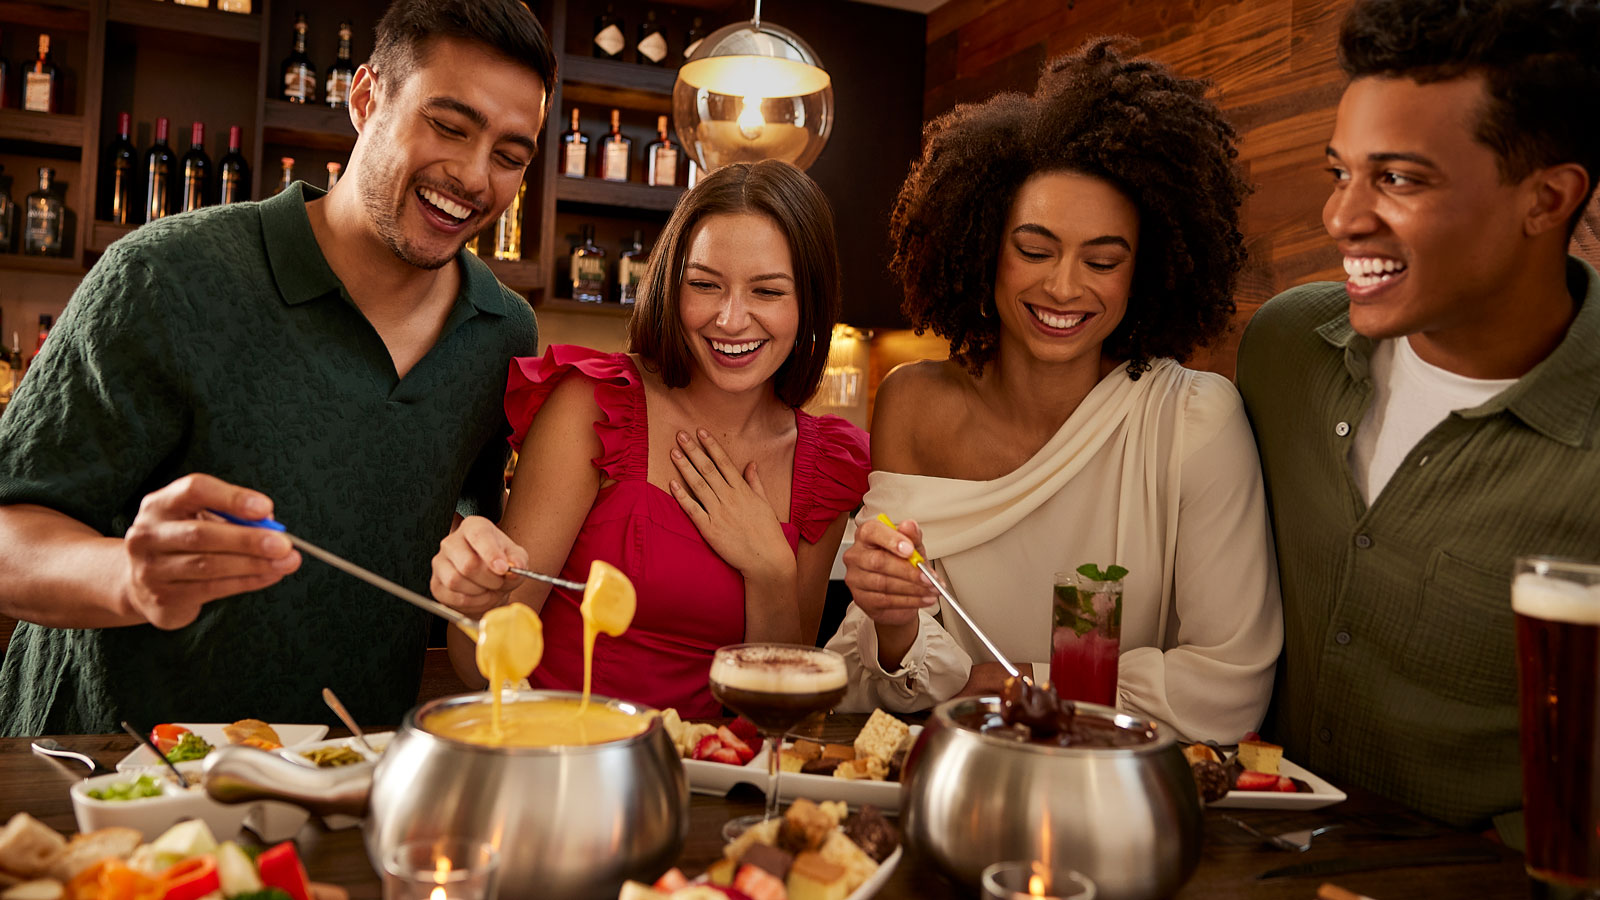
[430,161,869,716]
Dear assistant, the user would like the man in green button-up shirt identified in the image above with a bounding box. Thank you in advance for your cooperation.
[0,0,555,734]
[1238,0,1600,839]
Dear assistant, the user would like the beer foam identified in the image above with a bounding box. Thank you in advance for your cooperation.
[709,646,848,693]
[1512,573,1600,625]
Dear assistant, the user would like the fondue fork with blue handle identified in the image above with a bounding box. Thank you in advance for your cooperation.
[875,513,1023,680]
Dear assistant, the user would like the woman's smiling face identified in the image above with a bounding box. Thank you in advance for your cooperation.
[677,212,801,395]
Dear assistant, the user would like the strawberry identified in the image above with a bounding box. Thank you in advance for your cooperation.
[716,726,756,764]
[1242,731,1262,743]
[1274,776,1301,793]
[709,746,744,766]
[653,868,689,892]
[732,864,786,900]
[726,717,760,744]
[692,734,723,762]
[1235,771,1279,792]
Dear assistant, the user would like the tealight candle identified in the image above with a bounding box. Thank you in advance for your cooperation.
[381,838,500,900]
[980,860,1097,900]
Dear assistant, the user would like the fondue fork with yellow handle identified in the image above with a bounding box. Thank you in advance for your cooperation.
[875,513,1025,680]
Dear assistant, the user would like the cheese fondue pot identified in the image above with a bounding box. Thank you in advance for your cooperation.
[204,691,688,900]
[900,696,1202,900]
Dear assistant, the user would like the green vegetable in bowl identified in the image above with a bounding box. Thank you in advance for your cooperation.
[165,731,214,762]
[87,774,163,801]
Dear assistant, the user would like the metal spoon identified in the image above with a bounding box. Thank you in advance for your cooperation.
[31,739,114,777]
[120,720,190,789]
[321,687,376,756]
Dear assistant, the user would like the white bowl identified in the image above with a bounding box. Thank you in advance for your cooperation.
[273,732,394,831]
[71,771,250,841]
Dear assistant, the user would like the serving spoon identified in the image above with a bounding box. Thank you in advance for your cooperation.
[321,687,376,756]
[31,739,114,777]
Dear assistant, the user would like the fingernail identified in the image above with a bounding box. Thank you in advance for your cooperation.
[898,541,913,555]
[672,448,683,459]
[244,496,269,516]
[677,432,689,444]
[490,559,508,575]
[920,572,934,586]
[263,535,289,554]
[698,428,709,439]
[273,553,298,569]
[670,481,681,492]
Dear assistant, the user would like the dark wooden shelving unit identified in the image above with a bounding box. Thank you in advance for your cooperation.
[0,109,85,149]
[106,0,260,43]
[0,254,84,274]
[540,297,634,317]
[261,100,356,152]
[561,56,676,113]
[555,176,683,212]
[482,258,544,294]
[86,220,133,253]
[0,0,89,30]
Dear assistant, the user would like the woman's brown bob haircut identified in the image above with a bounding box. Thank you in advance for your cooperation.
[628,160,842,409]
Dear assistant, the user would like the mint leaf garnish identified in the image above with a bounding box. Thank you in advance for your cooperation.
[1075,563,1128,583]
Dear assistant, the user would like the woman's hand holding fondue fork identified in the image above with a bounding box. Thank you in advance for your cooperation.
[432,515,533,618]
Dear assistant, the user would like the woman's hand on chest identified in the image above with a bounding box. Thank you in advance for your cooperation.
[667,428,796,582]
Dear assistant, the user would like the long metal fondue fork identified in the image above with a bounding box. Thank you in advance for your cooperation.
[875,514,1021,678]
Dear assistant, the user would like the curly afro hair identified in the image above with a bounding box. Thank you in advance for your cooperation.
[888,37,1249,377]
[1339,0,1600,233]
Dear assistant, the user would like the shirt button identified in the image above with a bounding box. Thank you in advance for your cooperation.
[1319,728,1332,743]
[1335,630,1352,645]
[1334,421,1350,437]
[1355,534,1373,549]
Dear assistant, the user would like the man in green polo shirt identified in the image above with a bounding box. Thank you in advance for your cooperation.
[0,0,553,734]
[1237,0,1600,841]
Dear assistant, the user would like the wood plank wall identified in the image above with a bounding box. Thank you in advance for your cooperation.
[923,0,1600,377]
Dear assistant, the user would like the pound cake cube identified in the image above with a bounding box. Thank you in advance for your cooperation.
[819,743,855,763]
[787,851,848,900]
[778,750,808,773]
[1237,739,1283,775]
[789,739,823,763]
[853,709,909,764]
[831,757,888,781]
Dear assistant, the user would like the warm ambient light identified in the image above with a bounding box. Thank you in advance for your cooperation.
[1029,873,1048,897]
[672,0,833,172]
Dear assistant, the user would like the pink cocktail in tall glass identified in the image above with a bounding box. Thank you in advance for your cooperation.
[1049,570,1122,706]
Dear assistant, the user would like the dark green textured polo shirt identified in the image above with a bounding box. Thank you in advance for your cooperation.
[0,183,536,735]
[1236,258,1600,832]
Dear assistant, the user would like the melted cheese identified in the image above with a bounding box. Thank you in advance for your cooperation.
[423,697,648,747]
[474,602,544,740]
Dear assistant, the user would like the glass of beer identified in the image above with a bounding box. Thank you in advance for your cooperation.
[1514,556,1600,899]
[709,642,848,838]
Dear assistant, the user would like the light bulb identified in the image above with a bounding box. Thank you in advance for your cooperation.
[737,95,766,139]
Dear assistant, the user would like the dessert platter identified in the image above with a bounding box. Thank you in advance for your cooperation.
[1181,735,1347,811]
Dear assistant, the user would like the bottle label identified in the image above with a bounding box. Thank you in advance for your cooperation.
[26,206,59,253]
[326,71,352,107]
[603,142,629,181]
[594,24,624,57]
[24,72,51,113]
[619,257,644,303]
[651,147,678,187]
[284,68,313,102]
[684,38,703,60]
[638,32,667,63]
[221,171,241,204]
[564,141,586,177]
[572,254,607,300]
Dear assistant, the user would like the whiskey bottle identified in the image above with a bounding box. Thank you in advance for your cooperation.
[24,34,57,114]
[645,116,678,187]
[180,122,211,213]
[326,161,341,190]
[494,178,526,261]
[278,157,295,194]
[0,167,15,252]
[599,109,631,182]
[217,0,251,11]
[104,112,137,224]
[561,108,588,178]
[637,11,667,66]
[617,230,646,304]
[325,21,355,109]
[144,117,175,223]
[281,13,316,104]
[592,4,624,60]
[684,17,706,61]
[571,224,606,303]
[23,168,64,257]
[218,126,251,204]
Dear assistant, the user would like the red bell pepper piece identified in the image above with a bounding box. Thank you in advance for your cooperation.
[150,724,190,755]
[158,856,220,900]
[257,842,313,900]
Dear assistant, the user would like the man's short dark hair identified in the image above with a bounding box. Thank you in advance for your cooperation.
[371,0,557,100]
[1340,0,1600,229]
[628,160,841,409]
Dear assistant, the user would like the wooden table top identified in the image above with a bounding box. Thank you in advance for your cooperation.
[0,719,1532,900]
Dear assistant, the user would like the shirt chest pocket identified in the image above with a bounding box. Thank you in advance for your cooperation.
[1403,550,1517,707]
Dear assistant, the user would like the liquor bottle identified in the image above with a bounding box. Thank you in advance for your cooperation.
[494,178,526,261]
[24,34,57,114]
[592,4,623,60]
[173,0,209,6]
[561,108,588,178]
[26,314,51,374]
[325,21,355,109]
[0,167,15,252]
[637,11,667,66]
[645,116,678,187]
[463,232,480,256]
[24,168,64,256]
[281,13,316,104]
[180,122,211,213]
[103,112,137,224]
[144,117,175,223]
[278,157,295,193]
[684,17,706,61]
[218,126,251,204]
[599,109,630,182]
[217,0,251,12]
[617,230,646,304]
[571,224,606,303]
[325,161,341,190]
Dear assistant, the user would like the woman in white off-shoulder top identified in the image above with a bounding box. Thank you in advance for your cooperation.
[826,39,1283,744]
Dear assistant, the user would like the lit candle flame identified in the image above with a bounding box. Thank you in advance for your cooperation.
[429,887,446,900]
[1028,873,1048,897]
[434,857,452,881]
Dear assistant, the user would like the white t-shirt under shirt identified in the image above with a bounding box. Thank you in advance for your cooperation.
[1349,337,1517,504]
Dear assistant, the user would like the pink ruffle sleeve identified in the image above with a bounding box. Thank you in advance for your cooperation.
[791,412,871,544]
[504,345,644,481]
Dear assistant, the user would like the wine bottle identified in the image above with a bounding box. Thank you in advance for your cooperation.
[218,126,251,204]
[144,117,175,223]
[617,230,646,304]
[326,161,341,190]
[104,112,137,224]
[494,179,526,261]
[180,122,212,213]
[278,157,295,194]
[684,17,706,61]
[600,109,631,182]
[571,224,606,303]
[562,108,588,178]
[23,168,64,257]
[646,116,678,188]
[325,21,355,109]
[637,11,667,66]
[24,34,57,114]
[281,13,316,103]
[593,4,624,60]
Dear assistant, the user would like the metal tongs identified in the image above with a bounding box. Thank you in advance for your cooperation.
[876,514,1024,679]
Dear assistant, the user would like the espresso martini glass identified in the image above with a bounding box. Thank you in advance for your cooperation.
[709,642,848,839]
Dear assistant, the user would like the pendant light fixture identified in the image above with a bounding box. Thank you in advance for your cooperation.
[672,0,833,173]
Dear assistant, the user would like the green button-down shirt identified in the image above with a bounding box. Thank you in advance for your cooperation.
[0,183,537,735]
[1236,258,1600,832]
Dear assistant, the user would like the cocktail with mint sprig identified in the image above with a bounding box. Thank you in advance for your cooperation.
[1049,564,1125,706]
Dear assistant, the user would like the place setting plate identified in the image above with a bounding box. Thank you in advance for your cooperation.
[116,723,330,772]
[1208,758,1347,810]
[684,726,923,812]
